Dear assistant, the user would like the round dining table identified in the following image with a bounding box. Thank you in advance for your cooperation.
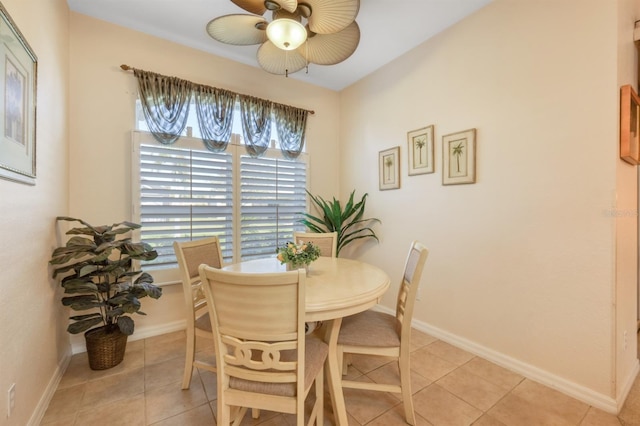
[223,256,391,426]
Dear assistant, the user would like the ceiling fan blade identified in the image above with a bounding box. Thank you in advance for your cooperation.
[206,14,268,45]
[301,21,359,65]
[231,0,267,15]
[231,0,299,15]
[276,0,299,13]
[304,0,360,35]
[257,41,307,75]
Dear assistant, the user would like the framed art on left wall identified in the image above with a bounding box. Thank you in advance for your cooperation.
[0,2,37,185]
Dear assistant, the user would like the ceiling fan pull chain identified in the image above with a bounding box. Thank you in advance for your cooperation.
[285,50,289,77]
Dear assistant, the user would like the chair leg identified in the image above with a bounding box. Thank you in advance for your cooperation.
[218,401,231,426]
[399,359,416,425]
[182,330,196,389]
[230,406,247,426]
[316,366,324,426]
[338,347,348,376]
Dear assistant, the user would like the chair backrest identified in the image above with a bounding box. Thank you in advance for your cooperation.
[293,231,338,258]
[396,241,429,343]
[173,237,224,321]
[198,265,307,401]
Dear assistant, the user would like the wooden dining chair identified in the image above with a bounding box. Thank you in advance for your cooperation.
[198,265,328,426]
[337,240,429,426]
[173,236,223,389]
[293,231,338,258]
[293,231,337,334]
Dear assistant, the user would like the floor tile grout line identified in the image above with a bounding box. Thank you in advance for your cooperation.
[143,380,149,426]
[43,330,634,426]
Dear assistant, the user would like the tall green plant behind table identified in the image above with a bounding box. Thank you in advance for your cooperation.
[300,190,381,257]
[49,216,162,335]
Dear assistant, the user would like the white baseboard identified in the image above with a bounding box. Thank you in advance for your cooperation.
[71,320,187,354]
[31,321,187,425]
[27,347,72,426]
[373,305,631,414]
[617,359,640,413]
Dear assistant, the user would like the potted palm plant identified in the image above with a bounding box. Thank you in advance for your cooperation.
[49,216,162,370]
[299,190,381,257]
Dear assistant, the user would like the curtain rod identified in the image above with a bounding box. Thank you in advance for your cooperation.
[120,64,315,115]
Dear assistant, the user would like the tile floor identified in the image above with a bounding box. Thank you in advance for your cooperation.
[40,328,640,425]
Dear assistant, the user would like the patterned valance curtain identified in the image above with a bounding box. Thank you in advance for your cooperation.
[273,103,308,159]
[240,96,272,158]
[134,69,192,145]
[194,85,236,152]
[131,67,309,157]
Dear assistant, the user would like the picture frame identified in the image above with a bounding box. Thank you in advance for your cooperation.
[0,2,37,185]
[379,146,400,190]
[620,84,640,165]
[407,125,434,175]
[443,128,476,185]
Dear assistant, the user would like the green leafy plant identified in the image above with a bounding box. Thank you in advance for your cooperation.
[49,216,162,335]
[276,241,321,267]
[300,190,381,257]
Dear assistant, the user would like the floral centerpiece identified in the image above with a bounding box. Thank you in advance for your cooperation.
[276,241,321,270]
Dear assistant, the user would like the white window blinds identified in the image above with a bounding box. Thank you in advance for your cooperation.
[131,131,308,272]
[240,155,307,261]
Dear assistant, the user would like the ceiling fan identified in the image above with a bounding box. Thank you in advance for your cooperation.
[206,0,361,76]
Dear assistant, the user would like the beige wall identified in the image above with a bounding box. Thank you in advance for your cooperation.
[8,0,640,421]
[339,0,636,412]
[0,0,70,424]
[616,0,640,403]
[68,13,341,346]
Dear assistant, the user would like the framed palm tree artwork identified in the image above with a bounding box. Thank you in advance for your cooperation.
[442,128,476,185]
[407,125,434,175]
[379,146,400,190]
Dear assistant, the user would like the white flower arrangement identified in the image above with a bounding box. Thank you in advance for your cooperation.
[276,241,321,267]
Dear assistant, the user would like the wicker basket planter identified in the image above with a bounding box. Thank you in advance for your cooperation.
[85,325,128,370]
[49,217,162,371]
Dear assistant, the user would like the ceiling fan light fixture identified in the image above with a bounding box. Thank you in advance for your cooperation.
[266,18,307,50]
[208,0,361,77]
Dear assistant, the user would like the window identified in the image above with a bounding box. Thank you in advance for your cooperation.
[131,131,308,278]
[240,154,307,260]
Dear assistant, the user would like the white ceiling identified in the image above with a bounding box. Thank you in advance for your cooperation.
[66,0,492,91]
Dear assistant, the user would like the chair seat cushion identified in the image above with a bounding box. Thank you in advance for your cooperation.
[229,335,328,397]
[338,310,400,347]
[195,312,212,332]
